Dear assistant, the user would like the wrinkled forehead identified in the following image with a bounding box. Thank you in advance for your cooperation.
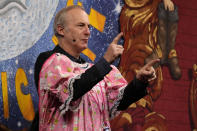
[65,8,89,25]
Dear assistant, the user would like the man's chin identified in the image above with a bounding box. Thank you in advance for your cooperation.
[78,46,86,52]
[81,47,88,51]
[82,45,88,49]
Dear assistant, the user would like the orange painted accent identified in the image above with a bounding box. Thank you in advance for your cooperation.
[66,0,74,6]
[82,48,96,61]
[15,68,35,121]
[77,1,82,6]
[52,35,58,45]
[89,8,106,32]
[1,72,9,119]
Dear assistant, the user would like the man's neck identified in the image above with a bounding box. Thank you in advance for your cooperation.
[59,42,80,59]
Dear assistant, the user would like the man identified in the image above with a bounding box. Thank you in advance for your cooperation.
[34,5,159,131]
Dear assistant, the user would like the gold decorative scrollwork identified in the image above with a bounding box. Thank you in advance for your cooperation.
[189,64,197,130]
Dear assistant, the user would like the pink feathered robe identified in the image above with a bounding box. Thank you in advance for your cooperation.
[38,53,128,131]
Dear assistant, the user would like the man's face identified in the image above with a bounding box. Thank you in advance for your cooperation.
[64,8,90,53]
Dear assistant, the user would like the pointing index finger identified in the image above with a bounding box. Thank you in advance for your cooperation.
[145,59,160,67]
[112,32,123,44]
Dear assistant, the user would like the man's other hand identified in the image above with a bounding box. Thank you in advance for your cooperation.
[136,59,160,82]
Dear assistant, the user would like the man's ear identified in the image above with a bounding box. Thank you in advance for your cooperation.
[56,24,65,36]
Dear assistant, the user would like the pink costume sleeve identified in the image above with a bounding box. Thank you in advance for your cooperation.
[104,65,128,119]
[39,53,82,116]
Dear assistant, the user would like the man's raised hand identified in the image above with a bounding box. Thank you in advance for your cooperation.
[104,32,124,63]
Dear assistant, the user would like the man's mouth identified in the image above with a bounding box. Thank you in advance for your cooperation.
[82,39,88,43]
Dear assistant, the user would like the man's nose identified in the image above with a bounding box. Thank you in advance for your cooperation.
[84,26,90,36]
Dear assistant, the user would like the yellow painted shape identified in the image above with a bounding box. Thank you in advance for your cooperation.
[15,68,35,121]
[77,1,82,6]
[82,49,96,61]
[1,72,9,119]
[66,0,106,32]
[67,0,82,6]
[145,127,159,131]
[136,98,146,107]
[66,0,74,6]
[89,8,106,32]
[122,113,132,124]
[52,35,58,45]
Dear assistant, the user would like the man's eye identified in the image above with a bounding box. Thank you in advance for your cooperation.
[78,24,84,27]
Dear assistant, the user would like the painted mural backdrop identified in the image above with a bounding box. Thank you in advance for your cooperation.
[0,0,197,131]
